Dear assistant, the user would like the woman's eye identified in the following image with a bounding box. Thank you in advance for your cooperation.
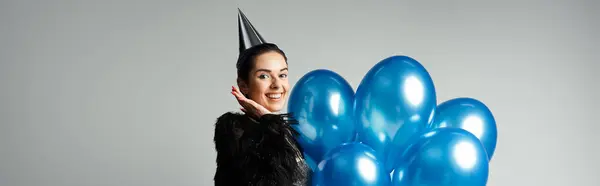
[258,74,269,79]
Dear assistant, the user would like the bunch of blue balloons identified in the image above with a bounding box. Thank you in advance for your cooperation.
[288,55,498,186]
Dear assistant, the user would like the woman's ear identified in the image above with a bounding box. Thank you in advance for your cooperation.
[237,78,249,95]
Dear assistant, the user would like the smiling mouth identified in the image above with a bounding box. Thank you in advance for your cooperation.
[266,93,283,100]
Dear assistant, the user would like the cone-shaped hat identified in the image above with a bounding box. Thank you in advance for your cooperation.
[238,8,266,53]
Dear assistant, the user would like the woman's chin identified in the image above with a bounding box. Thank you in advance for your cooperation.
[263,98,288,113]
[265,104,284,113]
[267,107,282,113]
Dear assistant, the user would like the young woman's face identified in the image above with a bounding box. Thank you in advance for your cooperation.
[243,51,289,112]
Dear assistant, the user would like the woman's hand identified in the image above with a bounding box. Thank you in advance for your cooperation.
[231,86,271,119]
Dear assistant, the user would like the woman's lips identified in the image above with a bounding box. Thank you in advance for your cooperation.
[266,93,283,100]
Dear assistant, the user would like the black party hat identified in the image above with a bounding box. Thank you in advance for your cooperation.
[238,8,266,53]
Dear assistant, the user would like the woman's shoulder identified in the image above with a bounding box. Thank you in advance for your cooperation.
[213,112,246,144]
[217,111,243,120]
[215,111,246,126]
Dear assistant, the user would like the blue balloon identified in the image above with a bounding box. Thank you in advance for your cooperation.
[288,69,356,164]
[354,55,437,172]
[391,128,489,186]
[313,142,391,186]
[430,97,497,160]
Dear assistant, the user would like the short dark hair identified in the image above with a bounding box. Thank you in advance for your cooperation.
[236,43,288,83]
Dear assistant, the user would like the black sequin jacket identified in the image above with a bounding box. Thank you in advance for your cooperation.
[213,112,310,186]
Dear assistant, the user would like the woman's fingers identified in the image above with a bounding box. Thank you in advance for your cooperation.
[231,87,245,101]
[232,91,242,100]
[232,86,244,97]
[232,86,249,101]
[231,86,239,96]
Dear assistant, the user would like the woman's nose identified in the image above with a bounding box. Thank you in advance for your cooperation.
[270,78,281,89]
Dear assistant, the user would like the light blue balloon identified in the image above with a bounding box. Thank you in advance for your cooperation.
[391,128,489,186]
[430,97,498,160]
[313,142,391,186]
[354,55,437,172]
[288,69,356,165]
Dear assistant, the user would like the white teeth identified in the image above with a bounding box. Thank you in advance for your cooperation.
[267,93,282,99]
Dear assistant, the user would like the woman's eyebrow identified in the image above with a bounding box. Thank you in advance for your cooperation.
[254,68,288,73]
[254,69,271,73]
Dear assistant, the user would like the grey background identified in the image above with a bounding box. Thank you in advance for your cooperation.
[1,0,598,185]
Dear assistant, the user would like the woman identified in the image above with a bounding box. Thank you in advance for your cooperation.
[213,43,310,186]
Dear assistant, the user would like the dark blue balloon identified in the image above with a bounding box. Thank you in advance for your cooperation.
[391,128,489,186]
[430,97,498,160]
[288,69,356,165]
[313,142,391,186]
[354,55,437,172]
